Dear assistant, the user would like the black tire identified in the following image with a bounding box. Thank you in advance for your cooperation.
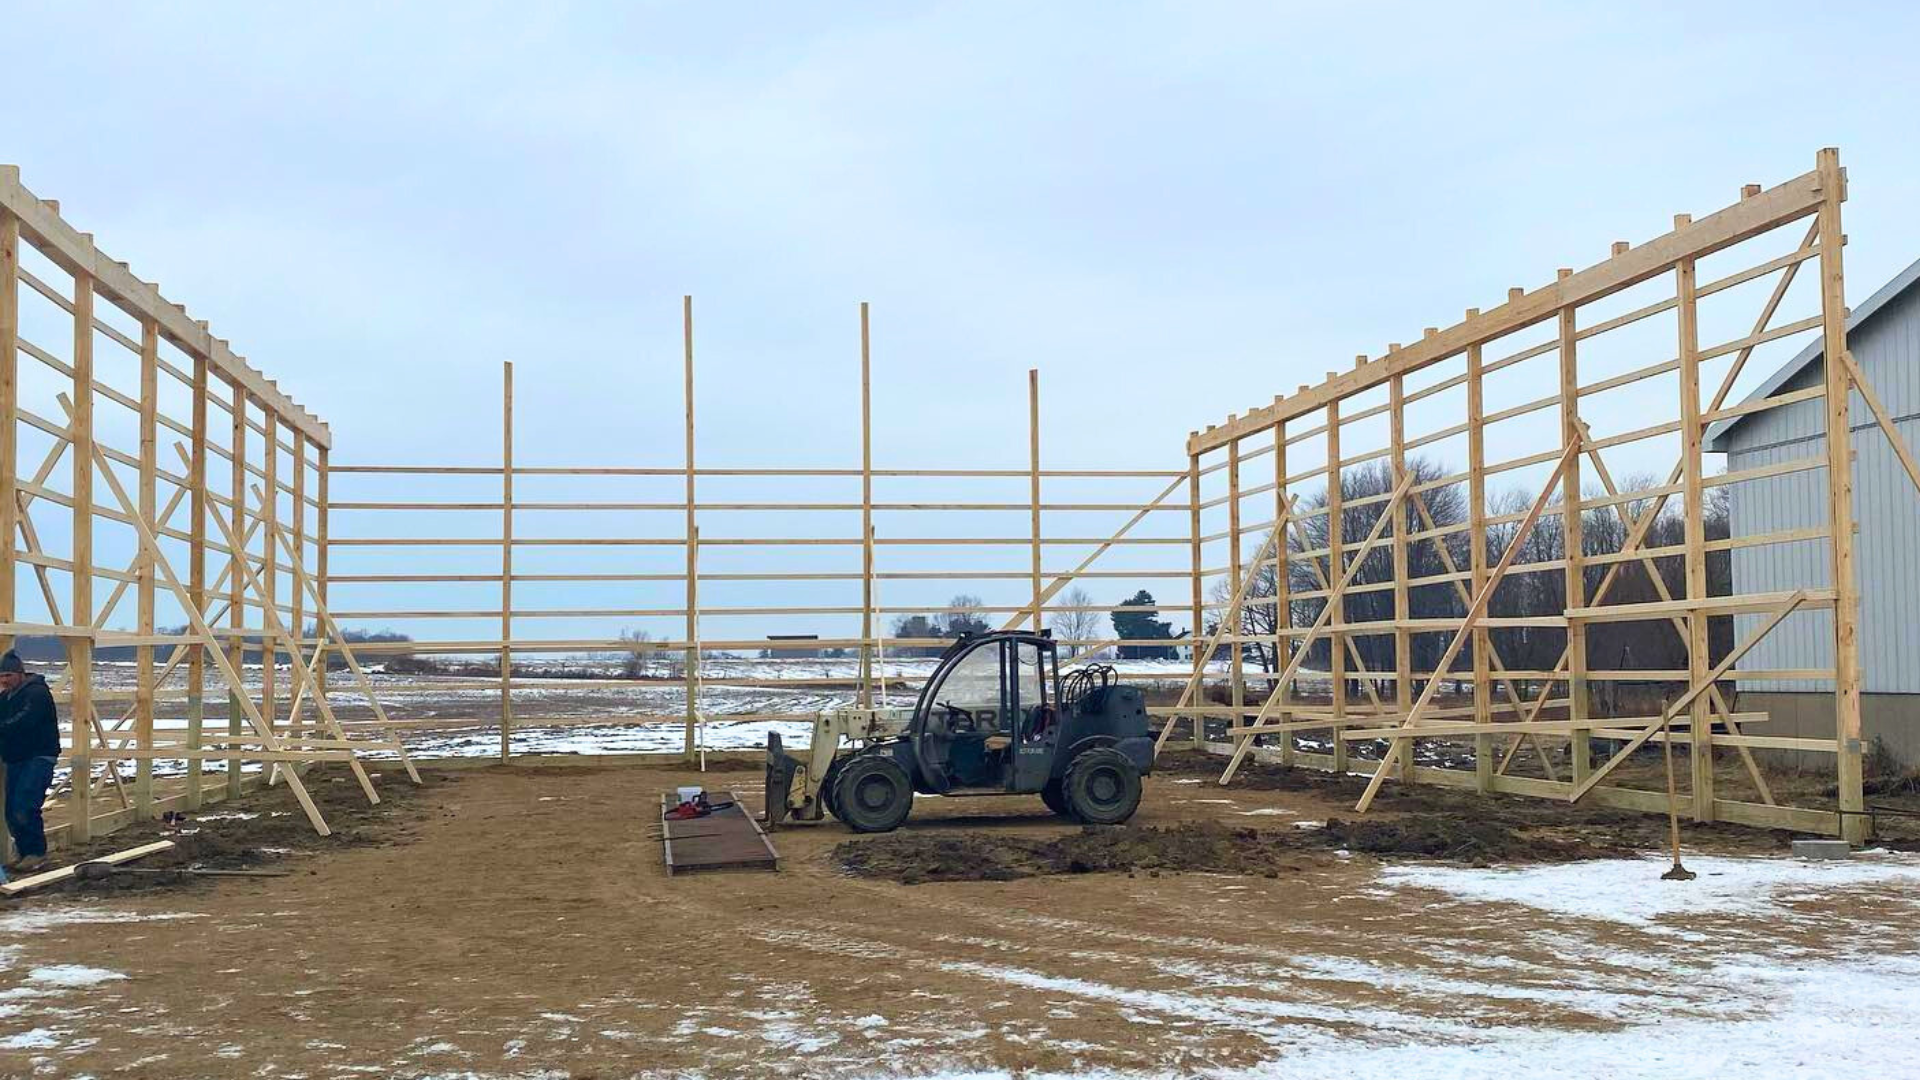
[819,760,844,821]
[1040,778,1075,819]
[833,756,914,833]
[1063,747,1142,825]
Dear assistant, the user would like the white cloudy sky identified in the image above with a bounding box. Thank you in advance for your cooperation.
[5,1,1918,642]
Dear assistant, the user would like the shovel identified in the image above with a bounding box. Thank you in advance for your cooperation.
[74,862,290,881]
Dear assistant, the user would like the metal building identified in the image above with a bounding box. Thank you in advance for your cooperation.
[1706,256,1920,766]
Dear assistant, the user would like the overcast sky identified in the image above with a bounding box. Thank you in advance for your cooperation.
[6,1,1918,642]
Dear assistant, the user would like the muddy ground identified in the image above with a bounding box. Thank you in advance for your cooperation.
[0,751,1915,1078]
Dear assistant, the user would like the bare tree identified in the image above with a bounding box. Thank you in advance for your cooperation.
[1055,585,1105,658]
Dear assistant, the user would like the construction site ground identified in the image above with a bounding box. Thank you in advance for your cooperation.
[3,751,1918,1079]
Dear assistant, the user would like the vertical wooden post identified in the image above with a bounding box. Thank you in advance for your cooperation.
[1466,316,1493,792]
[186,356,207,809]
[1327,398,1347,774]
[261,411,278,769]
[315,442,328,712]
[1677,237,1713,820]
[1227,437,1244,742]
[858,303,874,708]
[1815,148,1866,842]
[0,206,15,655]
[227,379,245,800]
[682,296,697,761]
[1186,442,1203,749]
[500,361,513,764]
[1558,271,1589,783]
[69,272,95,840]
[291,431,305,765]
[1273,413,1293,766]
[1390,373,1413,781]
[1028,369,1042,633]
[0,208,14,858]
[135,317,158,818]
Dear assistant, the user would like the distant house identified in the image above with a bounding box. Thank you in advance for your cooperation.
[1705,256,1920,766]
[764,634,822,659]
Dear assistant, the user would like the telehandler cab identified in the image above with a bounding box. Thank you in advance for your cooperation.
[763,629,1153,832]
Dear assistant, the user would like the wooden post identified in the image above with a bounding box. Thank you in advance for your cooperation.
[1187,442,1202,749]
[1028,369,1042,632]
[0,207,15,654]
[0,206,16,855]
[135,317,158,817]
[1677,239,1713,820]
[315,442,328,716]
[1390,373,1412,782]
[1273,413,1293,765]
[186,355,207,808]
[69,272,94,840]
[500,361,513,763]
[227,379,245,800]
[1327,398,1347,774]
[291,430,305,767]
[1816,148,1866,843]
[682,296,697,761]
[1466,316,1492,792]
[859,303,873,708]
[1559,270,1589,784]
[1227,436,1244,743]
[262,411,278,770]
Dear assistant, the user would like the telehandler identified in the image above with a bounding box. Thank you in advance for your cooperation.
[763,629,1153,832]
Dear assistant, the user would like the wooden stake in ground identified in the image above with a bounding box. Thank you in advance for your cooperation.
[1659,705,1694,881]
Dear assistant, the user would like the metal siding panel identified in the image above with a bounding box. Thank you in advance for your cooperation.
[1721,288,1920,698]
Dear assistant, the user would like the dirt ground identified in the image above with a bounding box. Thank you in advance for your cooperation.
[0,751,1916,1078]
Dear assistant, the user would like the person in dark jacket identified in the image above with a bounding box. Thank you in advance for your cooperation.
[0,650,59,869]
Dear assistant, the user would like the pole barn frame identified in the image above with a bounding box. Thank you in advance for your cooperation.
[0,166,415,848]
[1186,148,1916,840]
[5,148,1909,848]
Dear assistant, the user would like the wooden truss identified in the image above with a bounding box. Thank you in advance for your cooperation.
[0,171,420,846]
[1178,149,1920,840]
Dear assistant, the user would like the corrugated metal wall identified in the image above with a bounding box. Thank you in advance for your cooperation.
[1724,283,1920,694]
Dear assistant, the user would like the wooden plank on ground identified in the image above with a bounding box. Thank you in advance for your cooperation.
[2,840,175,897]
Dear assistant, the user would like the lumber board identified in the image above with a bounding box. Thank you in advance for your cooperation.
[1,840,174,896]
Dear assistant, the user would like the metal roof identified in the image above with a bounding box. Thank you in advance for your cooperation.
[1705,254,1920,452]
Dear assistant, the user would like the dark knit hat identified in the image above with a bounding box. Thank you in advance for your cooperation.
[0,651,23,674]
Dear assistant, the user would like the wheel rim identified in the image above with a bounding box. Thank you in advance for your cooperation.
[1084,766,1123,809]
[855,774,897,813]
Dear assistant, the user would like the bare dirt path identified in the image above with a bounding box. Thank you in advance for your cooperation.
[0,756,1915,1078]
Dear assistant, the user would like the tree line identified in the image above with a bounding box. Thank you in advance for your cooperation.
[1209,456,1733,701]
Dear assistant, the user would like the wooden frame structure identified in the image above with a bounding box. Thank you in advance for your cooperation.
[1176,149,1917,840]
[0,168,415,847]
[321,302,1201,758]
[10,148,1905,849]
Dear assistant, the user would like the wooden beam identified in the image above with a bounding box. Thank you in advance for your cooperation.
[1353,440,1581,812]
[1028,369,1042,631]
[1571,590,1810,802]
[859,302,874,708]
[78,420,332,834]
[68,270,94,840]
[1218,470,1414,782]
[135,316,158,817]
[500,360,513,763]
[682,296,697,762]
[1816,148,1866,842]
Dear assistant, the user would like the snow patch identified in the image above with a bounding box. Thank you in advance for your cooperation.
[0,1027,58,1049]
[27,965,126,987]
[1382,852,1920,927]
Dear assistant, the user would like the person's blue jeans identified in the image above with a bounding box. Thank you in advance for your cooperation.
[4,756,56,859]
